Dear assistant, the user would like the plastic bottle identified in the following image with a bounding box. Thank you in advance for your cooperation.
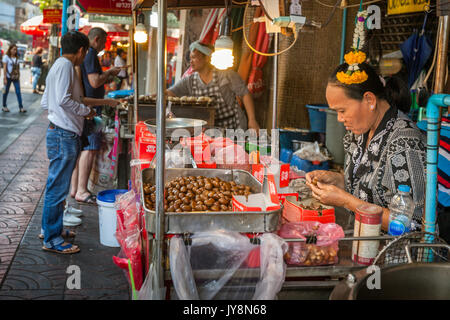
[388,185,414,236]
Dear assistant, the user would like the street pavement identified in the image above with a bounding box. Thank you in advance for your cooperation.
[0,66,130,300]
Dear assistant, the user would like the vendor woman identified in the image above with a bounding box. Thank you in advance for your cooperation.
[306,61,427,231]
[168,41,260,131]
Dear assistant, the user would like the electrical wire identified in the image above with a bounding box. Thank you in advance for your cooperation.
[258,0,274,21]
[232,0,249,4]
[242,2,299,57]
[314,0,382,8]
[320,0,341,29]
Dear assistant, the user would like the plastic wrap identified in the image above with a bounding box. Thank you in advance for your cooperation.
[113,190,144,290]
[294,141,331,162]
[253,233,288,300]
[169,237,199,300]
[169,230,287,300]
[278,221,344,266]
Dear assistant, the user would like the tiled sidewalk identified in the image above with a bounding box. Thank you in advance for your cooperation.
[0,111,130,300]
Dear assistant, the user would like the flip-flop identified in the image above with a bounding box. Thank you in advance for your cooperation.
[38,229,77,240]
[42,243,80,254]
[2,107,10,112]
[76,193,97,206]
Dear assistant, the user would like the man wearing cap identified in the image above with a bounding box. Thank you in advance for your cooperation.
[168,41,260,131]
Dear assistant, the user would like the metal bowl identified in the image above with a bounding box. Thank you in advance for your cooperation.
[144,118,207,138]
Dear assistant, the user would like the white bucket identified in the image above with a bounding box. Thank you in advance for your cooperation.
[96,189,128,247]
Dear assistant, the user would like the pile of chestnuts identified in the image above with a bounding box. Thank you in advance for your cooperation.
[143,176,253,212]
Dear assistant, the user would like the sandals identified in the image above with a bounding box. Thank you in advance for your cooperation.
[2,107,10,112]
[76,193,97,206]
[38,229,77,240]
[19,108,27,113]
[42,243,80,254]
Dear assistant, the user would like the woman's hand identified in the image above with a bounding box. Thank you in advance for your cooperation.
[3,77,7,86]
[306,170,343,187]
[247,118,260,133]
[308,181,353,208]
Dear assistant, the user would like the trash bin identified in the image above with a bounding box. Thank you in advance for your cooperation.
[325,109,346,165]
[306,104,328,133]
[97,189,128,247]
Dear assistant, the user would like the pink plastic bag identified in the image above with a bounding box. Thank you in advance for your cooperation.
[278,221,344,266]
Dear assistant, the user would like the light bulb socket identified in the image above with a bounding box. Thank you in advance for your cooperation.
[137,12,145,25]
[219,15,232,37]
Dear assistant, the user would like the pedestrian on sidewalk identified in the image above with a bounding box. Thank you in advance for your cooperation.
[114,48,128,90]
[31,47,45,94]
[2,44,26,113]
[41,31,119,254]
[70,27,120,206]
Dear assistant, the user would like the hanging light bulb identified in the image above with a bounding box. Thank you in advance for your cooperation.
[211,36,234,70]
[134,12,148,44]
[211,15,234,70]
[150,2,158,28]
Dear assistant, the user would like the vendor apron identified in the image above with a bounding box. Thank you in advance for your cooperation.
[192,71,240,129]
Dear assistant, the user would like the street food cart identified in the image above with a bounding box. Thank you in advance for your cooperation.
[128,0,450,300]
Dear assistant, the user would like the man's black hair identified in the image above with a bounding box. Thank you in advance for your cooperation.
[61,31,90,55]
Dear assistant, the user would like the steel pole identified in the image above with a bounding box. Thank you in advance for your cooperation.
[153,0,167,300]
[433,15,449,94]
[271,33,279,130]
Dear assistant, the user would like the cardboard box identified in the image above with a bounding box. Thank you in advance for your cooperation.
[283,196,335,223]
[232,174,281,212]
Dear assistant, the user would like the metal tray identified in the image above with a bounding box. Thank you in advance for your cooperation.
[141,168,282,234]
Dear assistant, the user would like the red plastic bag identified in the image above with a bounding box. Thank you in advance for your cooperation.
[278,221,344,266]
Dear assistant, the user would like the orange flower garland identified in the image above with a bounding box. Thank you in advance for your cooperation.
[336,70,368,85]
[344,51,366,65]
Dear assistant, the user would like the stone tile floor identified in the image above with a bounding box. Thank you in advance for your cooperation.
[0,111,130,300]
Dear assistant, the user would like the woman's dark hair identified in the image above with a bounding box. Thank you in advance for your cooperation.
[328,62,411,113]
[116,48,124,56]
[61,31,90,55]
[35,47,43,55]
[6,44,18,58]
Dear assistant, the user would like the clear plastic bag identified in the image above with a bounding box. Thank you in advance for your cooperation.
[278,221,344,266]
[253,233,288,300]
[294,141,331,162]
[169,230,287,300]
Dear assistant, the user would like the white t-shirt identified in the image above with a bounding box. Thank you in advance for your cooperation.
[114,55,126,78]
[2,55,18,76]
[41,57,91,136]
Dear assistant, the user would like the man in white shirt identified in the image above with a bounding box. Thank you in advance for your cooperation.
[41,31,119,254]
[114,48,128,90]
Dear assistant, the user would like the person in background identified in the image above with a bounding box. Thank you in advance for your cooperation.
[69,27,120,207]
[31,47,44,94]
[40,31,119,254]
[2,44,26,113]
[114,48,128,90]
[306,62,426,232]
[0,49,3,80]
[101,51,112,69]
[168,41,260,131]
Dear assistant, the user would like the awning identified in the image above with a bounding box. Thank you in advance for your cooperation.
[20,15,89,36]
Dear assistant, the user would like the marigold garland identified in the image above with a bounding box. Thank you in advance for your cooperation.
[344,51,366,66]
[336,70,368,85]
[337,10,369,85]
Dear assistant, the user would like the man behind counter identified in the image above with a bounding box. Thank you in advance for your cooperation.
[167,41,260,132]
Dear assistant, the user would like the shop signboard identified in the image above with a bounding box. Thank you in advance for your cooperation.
[89,14,133,25]
[43,9,62,24]
[76,0,132,15]
[387,0,430,15]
